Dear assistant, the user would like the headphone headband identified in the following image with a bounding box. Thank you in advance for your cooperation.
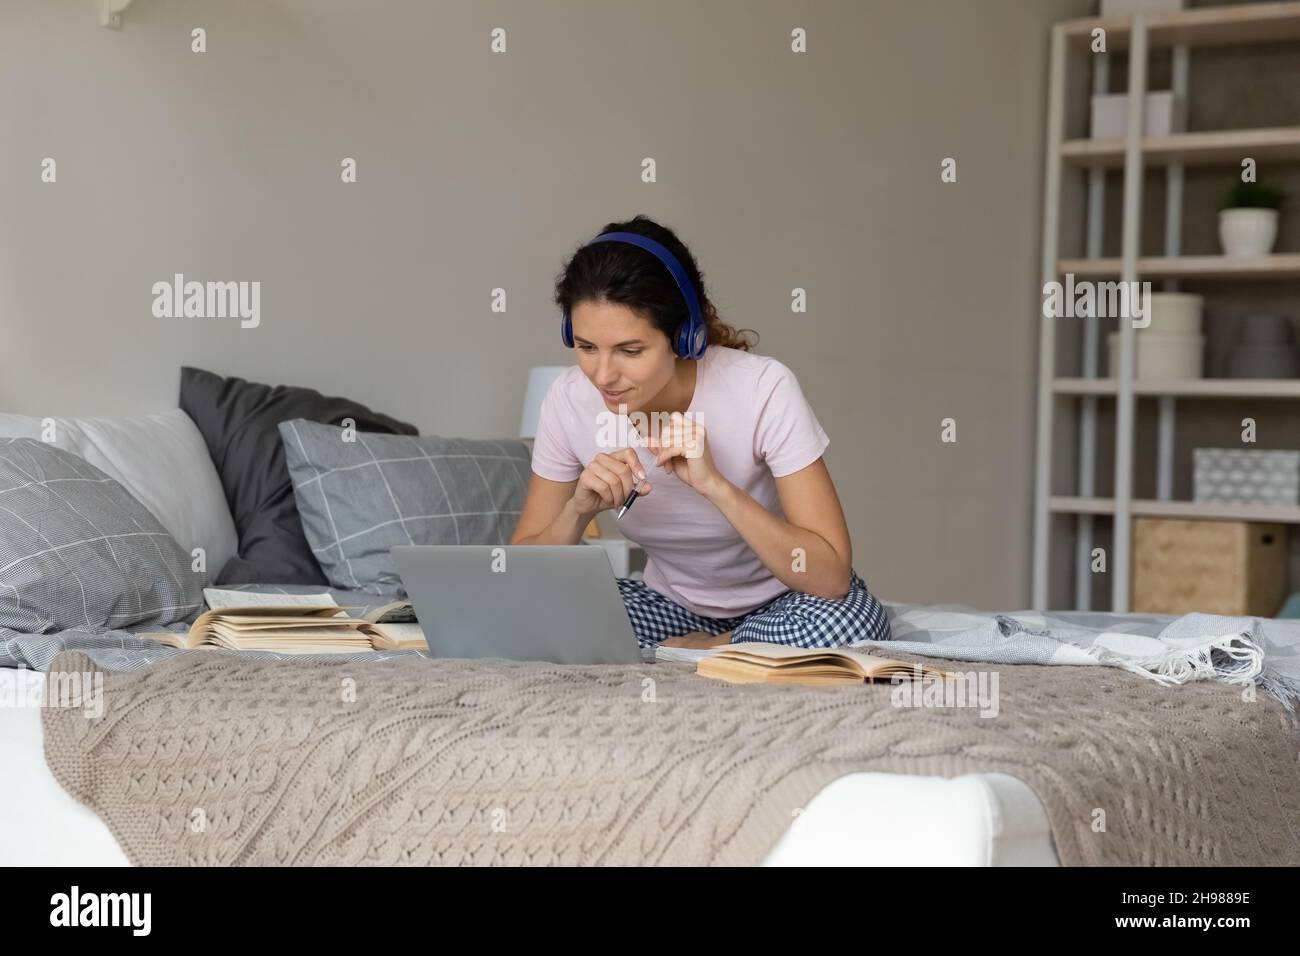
[561,231,708,360]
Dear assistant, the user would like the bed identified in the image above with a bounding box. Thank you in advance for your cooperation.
[2,588,1056,866]
[5,592,1297,868]
[0,665,1058,866]
[2,405,1296,866]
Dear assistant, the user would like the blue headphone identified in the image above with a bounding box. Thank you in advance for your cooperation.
[561,231,708,360]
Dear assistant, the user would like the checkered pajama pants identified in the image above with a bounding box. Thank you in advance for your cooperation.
[616,569,891,650]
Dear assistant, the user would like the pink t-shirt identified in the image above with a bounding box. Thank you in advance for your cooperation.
[530,346,830,618]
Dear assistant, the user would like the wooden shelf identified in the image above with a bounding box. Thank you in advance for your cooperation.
[1035,2,1300,611]
[1058,253,1300,279]
[1061,127,1300,168]
[1063,1,1300,51]
[1054,378,1300,398]
[1050,496,1300,524]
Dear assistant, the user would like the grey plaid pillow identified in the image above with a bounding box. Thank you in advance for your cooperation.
[278,419,531,594]
[0,438,202,632]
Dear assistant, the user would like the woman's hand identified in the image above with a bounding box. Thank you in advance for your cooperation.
[646,412,725,497]
[572,447,650,519]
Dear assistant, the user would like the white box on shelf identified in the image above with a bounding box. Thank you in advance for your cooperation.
[1100,0,1184,16]
[1090,91,1183,139]
[1193,448,1300,506]
[1147,292,1203,336]
[1108,331,1203,379]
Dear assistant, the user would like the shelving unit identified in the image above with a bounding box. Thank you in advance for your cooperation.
[1032,1,1300,613]
[1058,253,1300,278]
[1060,0,1300,47]
[1053,377,1300,397]
[1050,496,1300,524]
[1061,127,1300,166]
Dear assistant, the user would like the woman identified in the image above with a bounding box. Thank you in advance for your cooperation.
[511,215,890,650]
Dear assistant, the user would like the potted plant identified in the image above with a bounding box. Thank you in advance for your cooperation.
[1219,180,1285,258]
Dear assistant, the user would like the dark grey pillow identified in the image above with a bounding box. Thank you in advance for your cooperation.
[179,366,420,586]
[0,438,202,633]
[278,419,531,594]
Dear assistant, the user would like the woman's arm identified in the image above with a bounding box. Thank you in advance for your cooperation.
[509,473,591,545]
[703,458,853,600]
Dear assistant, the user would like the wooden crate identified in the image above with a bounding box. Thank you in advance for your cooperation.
[1132,518,1288,617]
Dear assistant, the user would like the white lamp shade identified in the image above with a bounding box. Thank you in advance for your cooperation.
[519,366,570,438]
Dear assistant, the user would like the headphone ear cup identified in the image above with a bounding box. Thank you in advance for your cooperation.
[675,322,704,359]
[691,324,707,359]
[561,311,574,348]
[674,323,689,358]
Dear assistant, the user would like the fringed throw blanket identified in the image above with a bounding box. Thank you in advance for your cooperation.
[877,607,1300,711]
[41,649,1300,866]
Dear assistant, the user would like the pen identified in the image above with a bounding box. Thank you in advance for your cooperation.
[616,475,648,520]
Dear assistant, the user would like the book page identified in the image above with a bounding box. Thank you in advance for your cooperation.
[204,588,339,610]
[363,601,417,624]
[209,619,361,632]
[726,641,834,659]
[655,645,728,665]
[203,608,348,622]
[209,623,358,640]
[723,642,947,678]
[363,622,425,646]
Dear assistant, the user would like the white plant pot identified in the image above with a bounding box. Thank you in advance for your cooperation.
[1219,208,1279,258]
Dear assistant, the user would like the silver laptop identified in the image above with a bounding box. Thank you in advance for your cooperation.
[391,545,647,664]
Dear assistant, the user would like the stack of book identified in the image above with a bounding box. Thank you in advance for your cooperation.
[139,589,426,654]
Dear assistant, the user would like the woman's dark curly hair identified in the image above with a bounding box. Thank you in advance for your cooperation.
[553,214,758,353]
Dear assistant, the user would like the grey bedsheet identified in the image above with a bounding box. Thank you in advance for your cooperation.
[2,586,1189,673]
[0,584,425,671]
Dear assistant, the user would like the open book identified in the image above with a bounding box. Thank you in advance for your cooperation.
[696,642,952,686]
[140,591,426,653]
[356,602,425,651]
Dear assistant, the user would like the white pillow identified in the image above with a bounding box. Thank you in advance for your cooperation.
[0,409,238,585]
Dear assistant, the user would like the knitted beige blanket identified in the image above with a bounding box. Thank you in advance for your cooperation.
[40,649,1300,866]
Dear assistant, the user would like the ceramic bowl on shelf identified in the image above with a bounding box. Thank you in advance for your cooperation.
[1227,345,1300,379]
[1237,314,1295,347]
[1225,314,1298,378]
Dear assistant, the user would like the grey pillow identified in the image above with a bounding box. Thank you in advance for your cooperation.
[278,419,531,594]
[0,438,202,632]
